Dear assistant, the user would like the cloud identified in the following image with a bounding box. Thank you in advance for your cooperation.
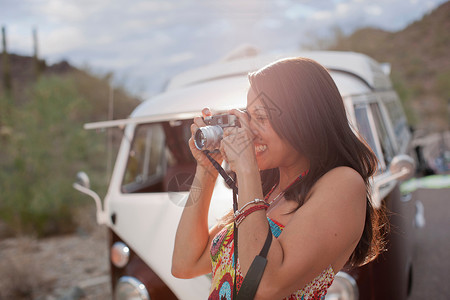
[36,0,88,23]
[6,25,34,55]
[311,10,333,21]
[285,4,318,20]
[167,52,195,64]
[42,26,86,55]
[127,1,175,14]
[1,0,447,97]
[365,5,383,16]
[336,3,350,14]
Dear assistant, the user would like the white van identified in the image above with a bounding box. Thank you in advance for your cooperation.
[75,50,424,300]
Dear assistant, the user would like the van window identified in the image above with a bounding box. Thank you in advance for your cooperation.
[121,120,196,193]
[384,96,410,150]
[354,104,380,159]
[370,103,396,166]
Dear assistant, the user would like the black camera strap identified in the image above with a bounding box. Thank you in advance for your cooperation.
[203,151,272,300]
[235,229,272,300]
[203,151,238,196]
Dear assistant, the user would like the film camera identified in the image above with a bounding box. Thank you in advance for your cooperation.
[194,114,241,151]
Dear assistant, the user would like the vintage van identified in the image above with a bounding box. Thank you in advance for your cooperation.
[74,49,424,300]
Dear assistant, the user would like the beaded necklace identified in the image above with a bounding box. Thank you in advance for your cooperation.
[265,169,309,205]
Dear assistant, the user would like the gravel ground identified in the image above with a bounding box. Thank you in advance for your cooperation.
[0,188,448,300]
[0,226,112,300]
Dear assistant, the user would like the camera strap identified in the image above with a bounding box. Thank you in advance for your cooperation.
[202,151,238,196]
[202,151,272,300]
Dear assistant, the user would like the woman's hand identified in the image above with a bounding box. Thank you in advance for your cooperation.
[189,108,223,172]
[220,109,258,174]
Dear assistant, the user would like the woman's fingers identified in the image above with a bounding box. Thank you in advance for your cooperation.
[194,116,206,127]
[191,115,208,135]
[220,127,256,173]
[229,109,249,127]
[202,107,212,117]
[190,123,198,135]
[222,126,239,138]
[222,127,252,155]
[228,109,255,140]
[219,142,227,162]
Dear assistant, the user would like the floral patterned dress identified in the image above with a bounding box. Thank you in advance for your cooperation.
[209,217,335,300]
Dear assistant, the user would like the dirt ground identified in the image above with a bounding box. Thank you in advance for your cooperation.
[0,225,112,300]
[0,188,448,299]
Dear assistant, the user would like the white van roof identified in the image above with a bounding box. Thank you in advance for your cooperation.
[166,50,391,92]
[130,51,391,120]
[85,51,392,129]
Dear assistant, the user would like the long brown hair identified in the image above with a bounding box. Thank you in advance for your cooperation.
[248,57,387,267]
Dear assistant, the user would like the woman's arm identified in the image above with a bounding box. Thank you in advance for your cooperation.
[172,109,224,278]
[171,163,221,278]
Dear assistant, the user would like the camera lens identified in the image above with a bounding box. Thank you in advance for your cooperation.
[194,130,206,149]
[194,126,223,151]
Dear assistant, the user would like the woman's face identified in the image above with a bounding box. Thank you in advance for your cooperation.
[246,87,303,171]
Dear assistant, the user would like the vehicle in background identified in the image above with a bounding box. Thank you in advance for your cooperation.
[74,48,425,300]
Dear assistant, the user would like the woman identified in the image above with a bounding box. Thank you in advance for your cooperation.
[172,57,386,300]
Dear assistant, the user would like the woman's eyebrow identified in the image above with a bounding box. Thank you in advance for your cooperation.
[253,107,269,115]
[246,106,271,119]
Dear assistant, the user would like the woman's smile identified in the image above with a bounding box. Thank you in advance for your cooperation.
[255,143,268,155]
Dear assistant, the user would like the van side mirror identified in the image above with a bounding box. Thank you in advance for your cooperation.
[389,154,415,181]
[76,171,91,189]
[372,154,415,208]
[73,171,107,225]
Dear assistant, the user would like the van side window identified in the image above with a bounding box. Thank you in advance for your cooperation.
[122,124,166,193]
[370,103,396,166]
[354,104,380,160]
[384,96,410,151]
[121,120,196,194]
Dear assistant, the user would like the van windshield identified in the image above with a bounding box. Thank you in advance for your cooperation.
[121,120,196,193]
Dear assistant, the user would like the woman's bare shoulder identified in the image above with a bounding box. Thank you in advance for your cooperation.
[275,167,368,288]
[322,166,364,181]
[311,166,366,199]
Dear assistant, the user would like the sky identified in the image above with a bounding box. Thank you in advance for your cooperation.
[1,0,447,98]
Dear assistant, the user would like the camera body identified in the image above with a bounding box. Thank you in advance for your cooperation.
[194,114,241,151]
[204,114,240,128]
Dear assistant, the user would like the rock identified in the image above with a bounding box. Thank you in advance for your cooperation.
[57,286,85,300]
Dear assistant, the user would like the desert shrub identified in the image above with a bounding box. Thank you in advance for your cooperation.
[435,70,450,101]
[0,74,113,237]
